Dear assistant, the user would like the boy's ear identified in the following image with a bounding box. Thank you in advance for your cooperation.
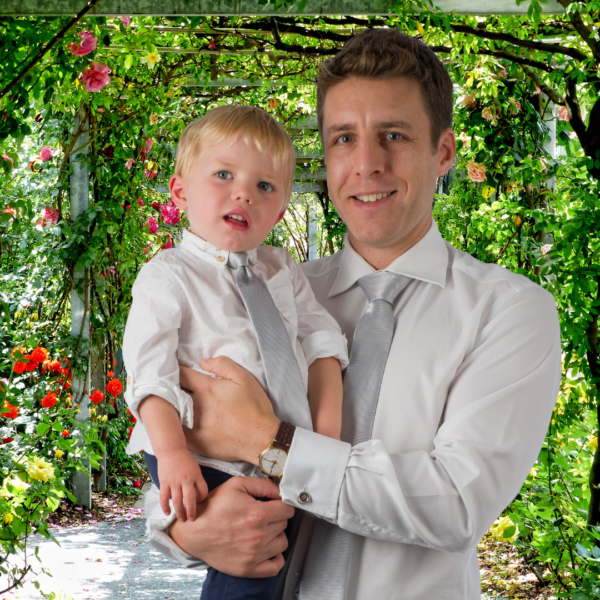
[169,174,188,209]
[274,209,286,225]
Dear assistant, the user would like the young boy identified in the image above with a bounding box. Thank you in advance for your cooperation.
[122,105,348,599]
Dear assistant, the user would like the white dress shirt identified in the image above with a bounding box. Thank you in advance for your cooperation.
[278,221,561,599]
[124,230,348,533]
[144,222,561,599]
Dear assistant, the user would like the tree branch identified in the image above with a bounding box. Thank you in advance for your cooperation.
[520,64,563,104]
[0,0,103,102]
[557,0,600,64]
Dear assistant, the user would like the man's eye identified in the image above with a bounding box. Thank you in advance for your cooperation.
[386,132,403,141]
[258,181,273,192]
[337,134,353,144]
[216,171,232,179]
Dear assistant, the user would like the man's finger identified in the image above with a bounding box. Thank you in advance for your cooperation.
[237,476,283,501]
[199,356,246,383]
[249,553,286,579]
[179,365,214,395]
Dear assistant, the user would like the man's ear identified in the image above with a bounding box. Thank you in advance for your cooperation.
[169,174,188,210]
[436,128,456,178]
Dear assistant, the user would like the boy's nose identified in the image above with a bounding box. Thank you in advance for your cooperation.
[233,186,253,204]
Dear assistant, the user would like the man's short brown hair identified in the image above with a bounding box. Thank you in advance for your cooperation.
[317,29,453,149]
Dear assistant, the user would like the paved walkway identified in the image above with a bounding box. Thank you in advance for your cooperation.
[6,487,207,600]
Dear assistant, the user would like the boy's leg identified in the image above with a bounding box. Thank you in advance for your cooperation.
[144,453,280,600]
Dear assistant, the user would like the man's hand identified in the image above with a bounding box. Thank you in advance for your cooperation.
[157,448,208,521]
[180,357,280,466]
[169,476,294,577]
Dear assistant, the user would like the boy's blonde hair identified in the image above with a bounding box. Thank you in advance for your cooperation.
[175,105,296,206]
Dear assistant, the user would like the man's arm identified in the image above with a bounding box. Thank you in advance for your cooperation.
[181,286,561,553]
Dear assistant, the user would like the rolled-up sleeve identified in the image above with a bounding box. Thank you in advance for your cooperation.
[287,257,348,369]
[123,261,194,453]
[280,287,561,552]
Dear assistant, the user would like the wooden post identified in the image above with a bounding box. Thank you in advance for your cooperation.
[70,108,92,509]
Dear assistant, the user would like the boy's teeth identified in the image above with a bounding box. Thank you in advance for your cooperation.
[229,214,246,222]
[355,192,393,203]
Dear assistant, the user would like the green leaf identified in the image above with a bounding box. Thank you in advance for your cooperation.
[36,423,50,435]
[576,543,592,558]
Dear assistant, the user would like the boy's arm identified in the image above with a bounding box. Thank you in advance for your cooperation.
[307,357,343,440]
[139,395,207,521]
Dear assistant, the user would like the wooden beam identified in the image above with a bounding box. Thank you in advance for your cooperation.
[0,0,565,17]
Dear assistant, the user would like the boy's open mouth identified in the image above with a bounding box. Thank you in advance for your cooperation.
[224,211,250,230]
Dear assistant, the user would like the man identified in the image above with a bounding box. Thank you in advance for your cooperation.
[144,30,561,599]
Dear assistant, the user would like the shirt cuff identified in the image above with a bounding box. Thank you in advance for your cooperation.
[279,427,351,522]
[145,484,208,571]
[125,377,194,429]
[301,331,349,370]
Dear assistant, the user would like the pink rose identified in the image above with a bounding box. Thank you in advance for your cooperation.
[3,207,16,217]
[481,107,494,122]
[160,200,181,225]
[558,106,569,122]
[138,198,143,207]
[3,153,14,166]
[81,61,111,93]
[121,16,132,27]
[144,169,157,179]
[68,31,98,57]
[461,94,476,108]
[466,160,487,183]
[143,138,153,153]
[162,235,173,250]
[146,216,158,234]
[40,146,53,161]
[41,207,59,224]
[125,158,135,169]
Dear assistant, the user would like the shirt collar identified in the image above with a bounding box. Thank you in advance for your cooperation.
[180,230,258,267]
[328,220,448,298]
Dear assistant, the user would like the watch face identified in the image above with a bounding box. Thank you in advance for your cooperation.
[259,447,287,478]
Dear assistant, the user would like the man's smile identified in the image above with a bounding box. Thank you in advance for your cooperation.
[352,190,396,203]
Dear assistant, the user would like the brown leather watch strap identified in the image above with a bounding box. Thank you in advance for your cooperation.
[272,421,296,452]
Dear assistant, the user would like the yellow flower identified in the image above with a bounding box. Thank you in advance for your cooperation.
[416,21,425,36]
[0,477,29,497]
[90,408,96,417]
[588,437,598,450]
[26,456,56,483]
[267,98,279,111]
[4,513,13,525]
[141,52,160,69]
[150,113,159,125]
[529,466,537,478]
[101,415,108,422]
[54,449,64,459]
[489,515,519,543]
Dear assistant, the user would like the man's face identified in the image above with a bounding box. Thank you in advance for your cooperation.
[322,76,455,265]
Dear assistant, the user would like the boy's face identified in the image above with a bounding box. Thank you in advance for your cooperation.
[169,136,288,253]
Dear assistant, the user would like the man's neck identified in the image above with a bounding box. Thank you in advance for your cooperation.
[347,219,432,271]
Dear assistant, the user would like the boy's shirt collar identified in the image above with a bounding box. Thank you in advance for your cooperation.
[179,229,259,267]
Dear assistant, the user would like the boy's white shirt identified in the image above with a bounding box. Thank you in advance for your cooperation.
[122,230,348,534]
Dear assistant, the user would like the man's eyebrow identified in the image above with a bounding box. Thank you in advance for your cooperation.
[326,120,415,135]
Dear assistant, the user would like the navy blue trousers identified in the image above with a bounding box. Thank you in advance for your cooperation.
[144,452,279,600]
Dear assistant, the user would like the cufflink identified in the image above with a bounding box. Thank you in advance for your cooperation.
[217,256,225,263]
[297,491,311,504]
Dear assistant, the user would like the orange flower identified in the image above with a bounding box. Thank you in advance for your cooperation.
[23,357,38,372]
[13,362,26,374]
[47,360,62,373]
[128,426,134,440]
[30,347,49,363]
[2,401,18,419]
[106,379,123,397]
[107,371,115,378]
[90,390,104,405]
[61,429,70,437]
[11,346,26,360]
[466,160,487,183]
[42,392,58,408]
[557,106,569,121]
[127,408,137,424]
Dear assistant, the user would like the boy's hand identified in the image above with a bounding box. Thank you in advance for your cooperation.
[157,448,208,521]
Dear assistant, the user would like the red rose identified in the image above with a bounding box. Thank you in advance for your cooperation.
[133,480,142,488]
[106,379,123,397]
[2,437,14,444]
[107,371,115,378]
[31,347,49,363]
[13,362,26,374]
[42,392,58,408]
[61,429,70,437]
[90,390,104,405]
[2,401,18,419]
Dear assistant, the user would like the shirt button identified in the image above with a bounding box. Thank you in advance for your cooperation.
[363,526,372,534]
[295,573,300,582]
[216,256,225,263]
[297,491,311,504]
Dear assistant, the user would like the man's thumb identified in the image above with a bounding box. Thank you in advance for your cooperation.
[200,356,243,382]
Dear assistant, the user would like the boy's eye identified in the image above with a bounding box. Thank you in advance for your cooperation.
[216,171,232,179]
[257,181,273,192]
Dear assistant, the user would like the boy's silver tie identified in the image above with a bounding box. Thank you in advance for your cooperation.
[299,271,411,600]
[228,252,312,430]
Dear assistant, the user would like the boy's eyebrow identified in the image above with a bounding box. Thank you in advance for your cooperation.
[326,120,415,135]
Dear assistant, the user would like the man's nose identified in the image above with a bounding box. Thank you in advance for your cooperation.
[354,136,386,178]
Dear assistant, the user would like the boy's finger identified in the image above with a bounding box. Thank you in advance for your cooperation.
[183,484,197,521]
[195,479,208,503]
[171,488,186,521]
[160,486,171,516]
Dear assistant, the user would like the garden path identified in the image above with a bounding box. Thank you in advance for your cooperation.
[7,485,207,600]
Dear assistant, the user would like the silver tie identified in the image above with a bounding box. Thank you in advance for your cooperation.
[299,271,411,600]
[228,252,312,431]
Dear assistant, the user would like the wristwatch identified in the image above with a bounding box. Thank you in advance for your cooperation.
[258,421,296,478]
